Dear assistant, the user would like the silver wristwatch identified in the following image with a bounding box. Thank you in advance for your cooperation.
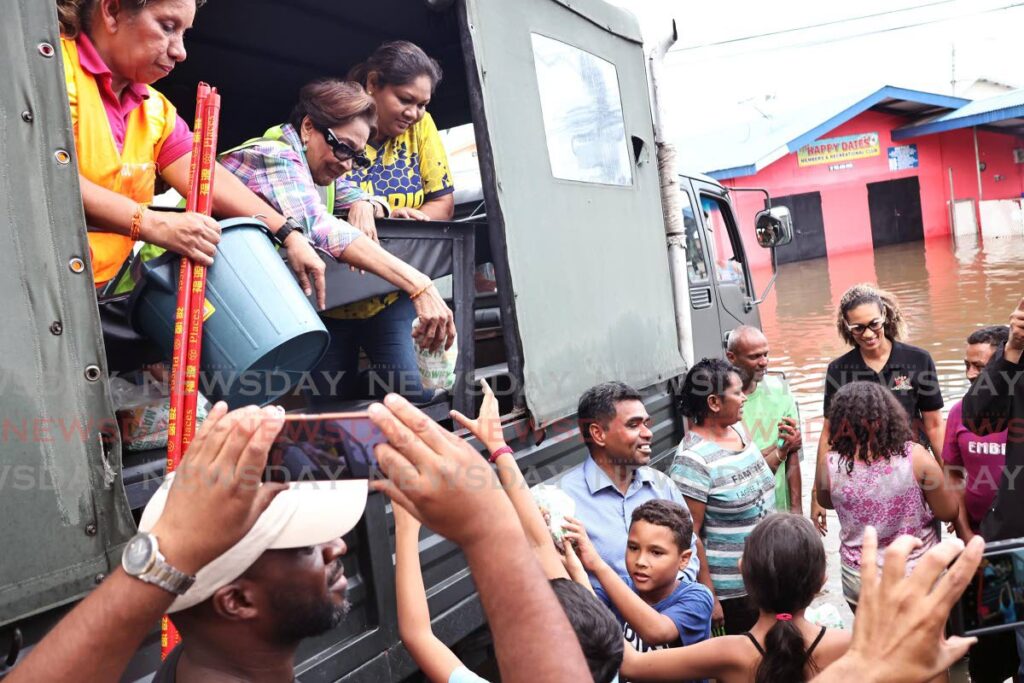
[122,532,196,596]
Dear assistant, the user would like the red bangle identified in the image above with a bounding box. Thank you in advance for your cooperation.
[489,445,513,464]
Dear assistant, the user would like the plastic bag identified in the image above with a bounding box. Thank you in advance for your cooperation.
[412,319,457,396]
[110,376,210,452]
[531,484,576,544]
[805,603,846,629]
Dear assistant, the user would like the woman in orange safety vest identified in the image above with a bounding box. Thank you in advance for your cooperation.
[57,0,454,371]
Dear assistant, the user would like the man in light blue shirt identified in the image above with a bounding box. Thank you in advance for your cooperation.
[559,382,699,584]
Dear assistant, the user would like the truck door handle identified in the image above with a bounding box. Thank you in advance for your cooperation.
[690,287,712,309]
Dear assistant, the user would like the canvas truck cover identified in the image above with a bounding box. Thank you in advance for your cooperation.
[0,2,135,625]
[463,0,686,426]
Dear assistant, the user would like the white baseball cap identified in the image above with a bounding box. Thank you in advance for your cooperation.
[139,474,368,613]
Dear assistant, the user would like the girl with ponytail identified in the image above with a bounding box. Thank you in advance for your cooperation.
[620,514,851,682]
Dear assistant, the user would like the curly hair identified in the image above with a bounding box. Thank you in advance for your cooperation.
[677,358,742,426]
[827,382,913,474]
[835,283,907,347]
[631,500,693,551]
[57,0,206,38]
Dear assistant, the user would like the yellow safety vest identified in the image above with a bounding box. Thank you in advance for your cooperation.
[62,36,178,285]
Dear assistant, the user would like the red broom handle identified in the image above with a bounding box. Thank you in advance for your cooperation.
[166,82,210,473]
[162,83,215,659]
[180,90,220,455]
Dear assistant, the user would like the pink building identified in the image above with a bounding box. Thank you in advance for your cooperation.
[687,86,1024,268]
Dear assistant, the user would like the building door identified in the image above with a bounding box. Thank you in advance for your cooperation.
[867,177,924,247]
[764,191,827,264]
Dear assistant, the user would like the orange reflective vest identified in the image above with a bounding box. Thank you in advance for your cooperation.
[61,37,178,285]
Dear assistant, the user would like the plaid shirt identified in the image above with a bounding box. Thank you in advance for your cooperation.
[219,124,365,258]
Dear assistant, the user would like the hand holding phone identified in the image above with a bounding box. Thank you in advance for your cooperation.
[266,413,386,482]
[950,537,1024,636]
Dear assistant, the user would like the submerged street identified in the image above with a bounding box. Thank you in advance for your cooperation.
[754,234,1024,637]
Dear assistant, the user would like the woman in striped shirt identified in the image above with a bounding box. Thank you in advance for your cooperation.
[670,358,776,636]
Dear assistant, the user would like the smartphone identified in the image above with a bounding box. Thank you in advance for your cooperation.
[265,413,386,482]
[950,537,1024,637]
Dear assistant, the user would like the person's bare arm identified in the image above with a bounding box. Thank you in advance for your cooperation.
[451,380,568,581]
[816,462,834,510]
[811,419,831,533]
[561,541,595,593]
[921,410,945,465]
[912,445,958,522]
[5,404,287,683]
[684,497,721,631]
[78,173,221,266]
[620,636,739,681]
[369,394,591,682]
[787,455,804,515]
[944,467,974,541]
[162,156,331,309]
[394,504,465,683]
[759,444,783,473]
[562,518,680,645]
[339,236,455,352]
[419,194,454,221]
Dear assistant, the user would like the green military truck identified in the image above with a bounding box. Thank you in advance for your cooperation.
[0,0,790,679]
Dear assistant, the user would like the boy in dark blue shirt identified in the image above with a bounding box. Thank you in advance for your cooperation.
[564,499,713,652]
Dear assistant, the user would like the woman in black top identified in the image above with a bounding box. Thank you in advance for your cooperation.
[811,284,944,535]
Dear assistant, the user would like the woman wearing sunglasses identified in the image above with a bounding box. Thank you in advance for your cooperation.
[307,41,456,404]
[809,283,945,536]
[221,78,454,404]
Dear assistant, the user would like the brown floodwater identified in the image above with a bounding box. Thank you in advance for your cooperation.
[756,234,1023,426]
[751,233,1024,637]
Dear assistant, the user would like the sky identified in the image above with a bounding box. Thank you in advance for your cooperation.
[608,0,1024,135]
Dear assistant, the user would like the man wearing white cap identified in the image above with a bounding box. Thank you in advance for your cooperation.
[7,396,592,683]
[142,472,368,681]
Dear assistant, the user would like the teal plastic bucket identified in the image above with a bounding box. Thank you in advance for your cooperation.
[130,218,329,408]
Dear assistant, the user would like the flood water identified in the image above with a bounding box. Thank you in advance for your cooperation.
[752,234,1024,637]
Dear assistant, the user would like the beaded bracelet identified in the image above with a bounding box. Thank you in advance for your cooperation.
[129,204,145,241]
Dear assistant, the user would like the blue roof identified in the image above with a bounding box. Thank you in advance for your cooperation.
[893,88,1024,140]
[676,86,969,180]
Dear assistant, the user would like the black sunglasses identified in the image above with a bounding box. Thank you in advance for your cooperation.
[319,126,371,169]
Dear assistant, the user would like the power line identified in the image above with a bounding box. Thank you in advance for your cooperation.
[667,2,1024,61]
[670,0,960,52]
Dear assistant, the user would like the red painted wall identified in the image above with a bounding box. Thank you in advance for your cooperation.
[720,109,1024,271]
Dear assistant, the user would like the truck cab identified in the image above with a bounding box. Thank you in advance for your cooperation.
[0,0,778,679]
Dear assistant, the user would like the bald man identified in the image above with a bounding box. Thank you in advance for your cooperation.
[726,326,803,513]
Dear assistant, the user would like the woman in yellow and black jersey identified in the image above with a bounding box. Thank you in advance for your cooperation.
[345,41,454,221]
[313,41,454,405]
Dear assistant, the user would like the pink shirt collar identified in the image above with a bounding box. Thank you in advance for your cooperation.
[75,32,150,105]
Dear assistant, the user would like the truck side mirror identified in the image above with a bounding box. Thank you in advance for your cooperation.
[754,206,794,249]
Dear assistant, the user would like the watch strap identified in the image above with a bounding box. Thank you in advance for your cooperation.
[272,216,305,247]
[138,554,196,596]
